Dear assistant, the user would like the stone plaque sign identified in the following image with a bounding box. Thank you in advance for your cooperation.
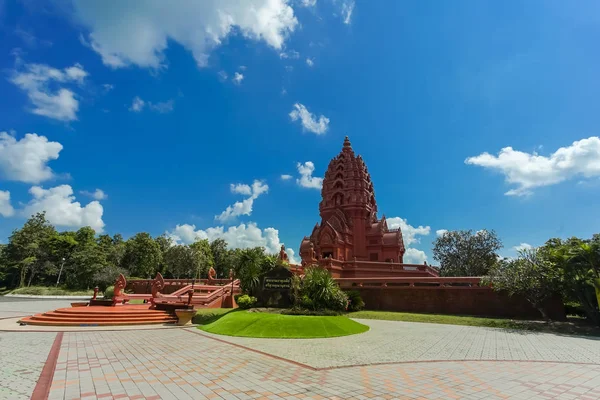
[257,266,294,308]
[264,277,291,290]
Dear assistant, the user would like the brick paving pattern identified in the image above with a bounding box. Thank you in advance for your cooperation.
[0,331,57,399]
[200,319,600,368]
[48,328,600,400]
[2,300,600,400]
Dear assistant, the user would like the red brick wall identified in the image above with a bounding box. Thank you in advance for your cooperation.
[351,287,566,321]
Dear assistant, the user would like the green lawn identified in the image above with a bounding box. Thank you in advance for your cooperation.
[8,286,95,296]
[199,310,369,338]
[348,310,600,336]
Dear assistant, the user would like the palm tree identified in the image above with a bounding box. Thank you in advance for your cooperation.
[236,247,264,295]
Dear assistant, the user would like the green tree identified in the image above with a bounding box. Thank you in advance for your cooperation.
[64,227,106,289]
[154,234,173,274]
[486,248,561,320]
[189,239,214,279]
[432,230,502,276]
[210,238,235,277]
[235,247,266,295]
[541,237,600,326]
[122,233,161,278]
[3,213,56,287]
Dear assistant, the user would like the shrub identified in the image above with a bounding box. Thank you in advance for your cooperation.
[281,308,342,316]
[92,265,127,292]
[237,294,257,309]
[300,266,348,311]
[564,301,587,318]
[103,286,115,299]
[345,290,365,312]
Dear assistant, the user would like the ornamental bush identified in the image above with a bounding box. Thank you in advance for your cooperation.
[345,290,365,312]
[237,294,257,309]
[298,266,348,312]
[103,286,115,299]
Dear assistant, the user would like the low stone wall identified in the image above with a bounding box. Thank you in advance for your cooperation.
[351,287,565,320]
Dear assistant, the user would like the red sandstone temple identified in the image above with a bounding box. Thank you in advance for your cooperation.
[299,137,439,278]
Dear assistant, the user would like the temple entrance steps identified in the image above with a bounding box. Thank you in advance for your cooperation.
[19,305,177,326]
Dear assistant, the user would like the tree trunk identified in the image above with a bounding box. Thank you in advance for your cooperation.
[19,265,27,288]
[536,306,550,322]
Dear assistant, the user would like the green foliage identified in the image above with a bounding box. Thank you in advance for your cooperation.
[539,236,600,326]
[345,290,365,312]
[237,294,258,309]
[486,248,561,320]
[92,265,127,292]
[103,285,115,298]
[122,232,162,278]
[4,212,57,287]
[189,239,214,279]
[296,266,349,311]
[210,239,236,278]
[234,247,271,295]
[433,229,502,276]
[9,286,94,296]
[281,308,342,316]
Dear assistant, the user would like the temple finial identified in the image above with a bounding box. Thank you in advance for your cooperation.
[343,136,352,149]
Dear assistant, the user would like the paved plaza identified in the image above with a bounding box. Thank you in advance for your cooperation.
[1,299,600,399]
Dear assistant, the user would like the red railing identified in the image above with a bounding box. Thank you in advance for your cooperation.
[335,276,487,290]
[126,278,235,294]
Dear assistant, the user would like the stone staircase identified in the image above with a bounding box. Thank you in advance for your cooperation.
[19,305,177,326]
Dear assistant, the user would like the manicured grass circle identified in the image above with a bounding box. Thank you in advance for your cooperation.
[199,310,369,338]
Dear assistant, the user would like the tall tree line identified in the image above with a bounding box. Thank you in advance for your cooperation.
[0,213,261,291]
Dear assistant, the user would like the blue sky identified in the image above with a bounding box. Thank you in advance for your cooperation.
[1,0,600,264]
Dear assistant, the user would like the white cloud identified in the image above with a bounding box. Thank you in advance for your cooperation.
[216,180,269,222]
[10,62,87,121]
[218,70,228,81]
[149,99,174,113]
[296,161,323,189]
[129,96,145,112]
[280,174,293,180]
[102,83,114,92]
[230,183,252,196]
[280,50,300,59]
[0,131,63,184]
[232,72,244,85]
[300,0,317,6]
[387,217,431,264]
[404,248,427,264]
[387,217,431,246]
[129,96,174,113]
[168,222,298,262]
[341,0,355,24]
[514,243,533,252]
[72,0,298,69]
[465,136,600,196]
[0,190,15,217]
[436,229,448,237]
[306,57,314,67]
[22,185,105,232]
[80,189,108,200]
[239,65,247,71]
[289,103,330,134]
